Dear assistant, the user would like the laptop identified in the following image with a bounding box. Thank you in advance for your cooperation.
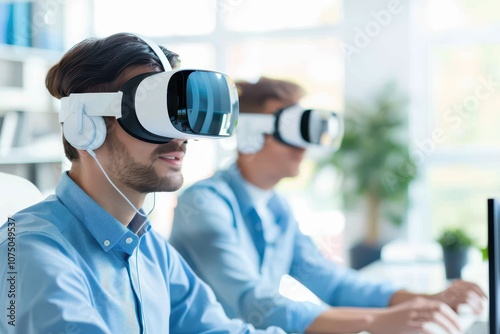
[431,199,495,334]
[362,199,497,334]
[480,198,500,334]
[461,198,499,334]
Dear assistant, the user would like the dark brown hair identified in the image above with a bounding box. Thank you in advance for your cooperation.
[235,77,305,114]
[46,32,181,161]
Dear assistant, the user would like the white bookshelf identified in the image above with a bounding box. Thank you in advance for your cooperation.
[0,44,64,193]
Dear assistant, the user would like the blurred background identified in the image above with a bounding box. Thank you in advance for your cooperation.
[0,0,499,276]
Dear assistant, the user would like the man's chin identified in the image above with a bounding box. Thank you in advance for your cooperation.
[134,175,183,193]
[157,176,184,192]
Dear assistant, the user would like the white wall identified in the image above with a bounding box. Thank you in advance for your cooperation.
[342,0,413,246]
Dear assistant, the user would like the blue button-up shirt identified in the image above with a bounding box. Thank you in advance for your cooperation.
[0,172,285,334]
[170,165,398,333]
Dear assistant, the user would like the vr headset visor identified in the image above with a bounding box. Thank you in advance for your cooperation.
[237,104,343,154]
[59,69,239,143]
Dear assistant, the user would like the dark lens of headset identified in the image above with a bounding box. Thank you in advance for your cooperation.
[167,70,238,136]
[305,109,340,146]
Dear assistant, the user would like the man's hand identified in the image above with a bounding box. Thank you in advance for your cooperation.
[429,280,487,314]
[369,297,461,334]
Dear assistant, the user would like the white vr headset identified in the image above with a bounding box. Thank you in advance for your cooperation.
[236,104,343,154]
[59,35,239,151]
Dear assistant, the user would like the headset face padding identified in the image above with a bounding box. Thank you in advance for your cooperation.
[62,112,107,151]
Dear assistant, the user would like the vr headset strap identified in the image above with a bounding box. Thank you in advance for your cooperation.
[59,92,123,122]
[135,34,172,71]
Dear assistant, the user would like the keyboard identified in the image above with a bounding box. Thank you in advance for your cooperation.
[424,312,488,334]
[464,321,488,334]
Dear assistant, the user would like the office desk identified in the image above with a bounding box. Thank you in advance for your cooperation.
[361,260,448,293]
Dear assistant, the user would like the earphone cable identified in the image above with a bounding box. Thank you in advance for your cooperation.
[87,149,156,219]
[88,148,151,333]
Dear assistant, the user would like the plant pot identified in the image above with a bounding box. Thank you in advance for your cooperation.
[442,247,468,279]
[349,242,383,270]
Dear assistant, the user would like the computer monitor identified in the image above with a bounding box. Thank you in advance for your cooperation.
[488,198,499,334]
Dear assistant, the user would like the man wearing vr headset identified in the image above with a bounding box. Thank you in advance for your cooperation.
[170,77,486,334]
[0,33,286,334]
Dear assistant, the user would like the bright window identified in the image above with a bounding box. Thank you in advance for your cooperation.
[428,165,500,247]
[159,43,216,70]
[412,0,500,248]
[93,0,216,37]
[227,38,344,111]
[431,44,500,149]
[223,0,342,31]
[425,0,500,32]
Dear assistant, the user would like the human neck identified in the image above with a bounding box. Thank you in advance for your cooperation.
[69,162,144,227]
[237,159,280,190]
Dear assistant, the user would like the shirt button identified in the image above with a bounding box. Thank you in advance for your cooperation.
[103,240,110,247]
[125,237,133,244]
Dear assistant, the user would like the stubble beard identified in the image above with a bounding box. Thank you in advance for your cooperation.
[107,134,185,193]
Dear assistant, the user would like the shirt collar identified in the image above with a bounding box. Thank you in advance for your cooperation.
[224,164,257,215]
[56,172,151,255]
[241,178,273,212]
[225,164,287,219]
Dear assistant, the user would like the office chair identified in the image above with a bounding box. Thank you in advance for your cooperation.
[0,172,43,220]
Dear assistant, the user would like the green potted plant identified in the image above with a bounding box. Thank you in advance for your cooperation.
[437,228,475,279]
[318,81,417,269]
